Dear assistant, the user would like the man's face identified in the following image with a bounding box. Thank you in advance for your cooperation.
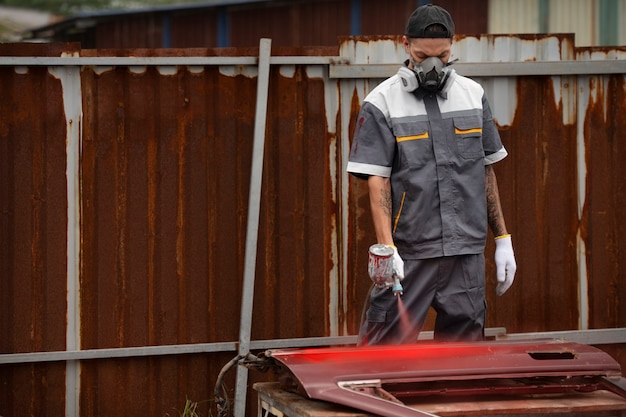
[402,36,453,67]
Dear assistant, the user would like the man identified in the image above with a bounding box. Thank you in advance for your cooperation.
[347,4,516,345]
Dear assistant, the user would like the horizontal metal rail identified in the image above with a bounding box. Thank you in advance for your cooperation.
[2,57,624,78]
[0,328,506,365]
[2,327,625,365]
[329,60,626,78]
[0,56,347,67]
[499,328,626,345]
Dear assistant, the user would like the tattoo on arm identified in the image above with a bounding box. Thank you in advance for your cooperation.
[379,188,392,218]
[486,165,507,236]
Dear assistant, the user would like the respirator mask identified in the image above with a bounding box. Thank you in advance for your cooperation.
[398,56,454,94]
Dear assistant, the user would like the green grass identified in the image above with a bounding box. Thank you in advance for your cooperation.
[170,397,213,417]
[180,398,199,417]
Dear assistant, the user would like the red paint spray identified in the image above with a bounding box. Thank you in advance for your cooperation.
[397,295,413,342]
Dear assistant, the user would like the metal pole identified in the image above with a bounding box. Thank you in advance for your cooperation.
[234,38,272,417]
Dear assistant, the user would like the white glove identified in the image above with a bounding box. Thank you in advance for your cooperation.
[494,235,516,296]
[388,245,405,281]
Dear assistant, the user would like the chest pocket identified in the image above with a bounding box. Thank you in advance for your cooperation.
[454,116,484,159]
[395,121,432,168]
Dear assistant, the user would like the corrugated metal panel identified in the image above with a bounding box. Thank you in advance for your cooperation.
[489,43,578,332]
[242,63,338,340]
[577,47,626,330]
[0,46,341,417]
[80,64,252,349]
[94,13,164,48]
[229,0,352,47]
[78,53,339,415]
[455,34,580,333]
[23,0,626,48]
[488,0,541,34]
[621,0,626,45]
[434,0,489,35]
[549,0,596,46]
[359,0,417,36]
[358,0,488,38]
[27,0,491,49]
[0,43,78,417]
[489,0,626,47]
[169,9,218,48]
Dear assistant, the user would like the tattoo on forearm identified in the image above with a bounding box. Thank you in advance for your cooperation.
[379,188,392,218]
[486,166,506,236]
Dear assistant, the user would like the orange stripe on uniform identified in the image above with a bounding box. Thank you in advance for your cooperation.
[392,192,406,233]
[455,127,482,135]
[397,132,429,142]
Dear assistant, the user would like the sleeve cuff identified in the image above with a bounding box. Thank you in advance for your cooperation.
[346,161,392,178]
[484,146,508,165]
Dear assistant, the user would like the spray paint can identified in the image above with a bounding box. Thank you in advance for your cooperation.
[368,244,395,288]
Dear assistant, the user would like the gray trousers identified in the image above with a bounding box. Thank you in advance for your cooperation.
[357,254,486,345]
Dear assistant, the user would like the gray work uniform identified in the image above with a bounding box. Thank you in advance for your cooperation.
[347,69,507,344]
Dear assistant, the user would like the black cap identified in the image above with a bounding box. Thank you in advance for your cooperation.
[405,4,455,39]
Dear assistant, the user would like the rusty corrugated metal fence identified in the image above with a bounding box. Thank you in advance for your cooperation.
[0,36,625,416]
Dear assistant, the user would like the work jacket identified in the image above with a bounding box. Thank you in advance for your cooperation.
[347,70,507,259]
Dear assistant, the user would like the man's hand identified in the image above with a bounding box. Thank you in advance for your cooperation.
[494,235,516,296]
[388,245,405,281]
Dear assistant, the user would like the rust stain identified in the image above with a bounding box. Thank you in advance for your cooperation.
[582,73,626,329]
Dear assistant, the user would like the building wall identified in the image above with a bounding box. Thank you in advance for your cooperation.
[31,0,489,48]
[27,0,626,48]
[489,0,626,46]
